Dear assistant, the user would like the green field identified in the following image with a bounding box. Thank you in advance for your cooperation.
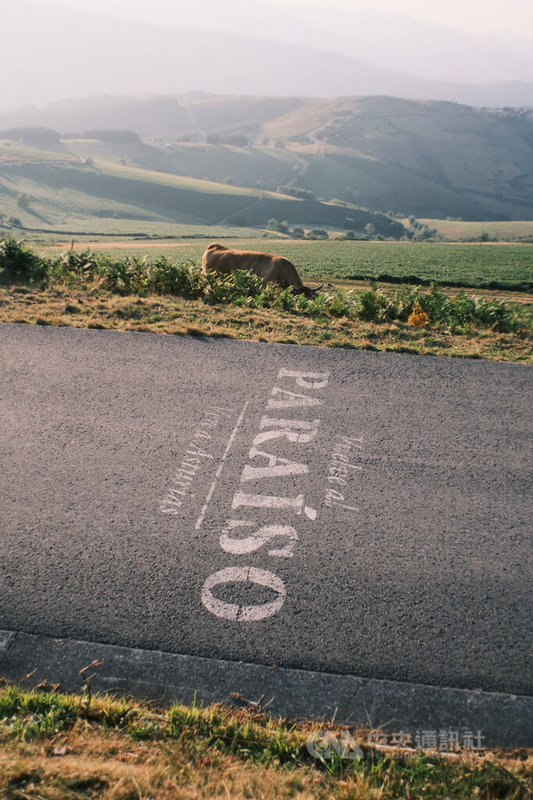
[6,222,263,241]
[65,138,298,190]
[3,96,533,226]
[419,219,533,242]
[37,239,533,291]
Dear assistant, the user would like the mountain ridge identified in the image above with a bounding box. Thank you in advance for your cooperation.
[26,0,533,84]
[2,2,533,112]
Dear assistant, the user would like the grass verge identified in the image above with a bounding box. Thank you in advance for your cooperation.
[0,683,531,800]
[0,239,531,362]
[1,286,531,363]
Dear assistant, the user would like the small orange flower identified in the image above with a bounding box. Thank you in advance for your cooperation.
[407,301,430,328]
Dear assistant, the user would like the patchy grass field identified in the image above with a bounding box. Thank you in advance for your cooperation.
[0,140,398,236]
[0,221,264,241]
[0,684,531,800]
[37,239,533,292]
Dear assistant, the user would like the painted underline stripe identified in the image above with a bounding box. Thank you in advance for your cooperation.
[195,401,250,530]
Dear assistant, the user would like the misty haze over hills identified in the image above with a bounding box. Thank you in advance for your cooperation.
[2,1,533,112]
[136,0,533,85]
[2,1,532,228]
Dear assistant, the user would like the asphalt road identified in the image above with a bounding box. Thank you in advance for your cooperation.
[1,323,532,698]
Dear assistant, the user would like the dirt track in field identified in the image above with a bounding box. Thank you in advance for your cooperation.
[48,240,204,251]
[48,239,533,251]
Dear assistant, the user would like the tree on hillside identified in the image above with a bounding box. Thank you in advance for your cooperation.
[84,129,141,143]
[267,219,290,234]
[16,193,31,209]
[277,186,315,200]
[0,127,60,145]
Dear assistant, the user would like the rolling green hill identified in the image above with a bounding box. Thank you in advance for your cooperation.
[0,141,404,238]
[2,94,533,228]
[64,138,298,191]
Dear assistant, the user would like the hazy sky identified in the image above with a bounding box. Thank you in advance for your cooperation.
[274,0,533,37]
[29,0,533,38]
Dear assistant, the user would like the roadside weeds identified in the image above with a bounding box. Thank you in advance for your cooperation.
[1,683,531,800]
[1,286,531,363]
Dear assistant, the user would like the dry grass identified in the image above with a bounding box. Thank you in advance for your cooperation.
[1,287,531,363]
[418,219,533,242]
[1,731,342,800]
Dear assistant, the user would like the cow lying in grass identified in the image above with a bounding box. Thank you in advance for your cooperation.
[202,243,322,299]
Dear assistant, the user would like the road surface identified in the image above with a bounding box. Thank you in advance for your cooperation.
[1,324,531,744]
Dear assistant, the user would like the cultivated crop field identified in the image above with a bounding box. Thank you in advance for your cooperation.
[39,239,533,291]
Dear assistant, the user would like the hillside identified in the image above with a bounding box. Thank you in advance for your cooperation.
[2,95,532,222]
[0,141,404,237]
[263,96,533,220]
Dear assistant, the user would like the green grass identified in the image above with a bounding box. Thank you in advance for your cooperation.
[1,222,264,241]
[3,95,533,225]
[0,684,530,800]
[3,285,531,362]
[247,239,533,292]
[97,158,277,197]
[315,241,533,290]
[0,141,271,198]
[0,153,282,230]
[5,239,530,331]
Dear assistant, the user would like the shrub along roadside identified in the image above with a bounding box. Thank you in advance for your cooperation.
[0,238,48,284]
[1,238,531,335]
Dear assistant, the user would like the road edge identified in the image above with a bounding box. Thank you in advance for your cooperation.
[1,629,531,748]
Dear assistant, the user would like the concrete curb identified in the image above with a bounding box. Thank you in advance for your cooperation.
[0,631,15,666]
[1,630,531,748]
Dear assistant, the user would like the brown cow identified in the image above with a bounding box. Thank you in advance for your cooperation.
[202,243,322,299]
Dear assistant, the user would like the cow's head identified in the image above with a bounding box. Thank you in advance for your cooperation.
[294,283,323,299]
